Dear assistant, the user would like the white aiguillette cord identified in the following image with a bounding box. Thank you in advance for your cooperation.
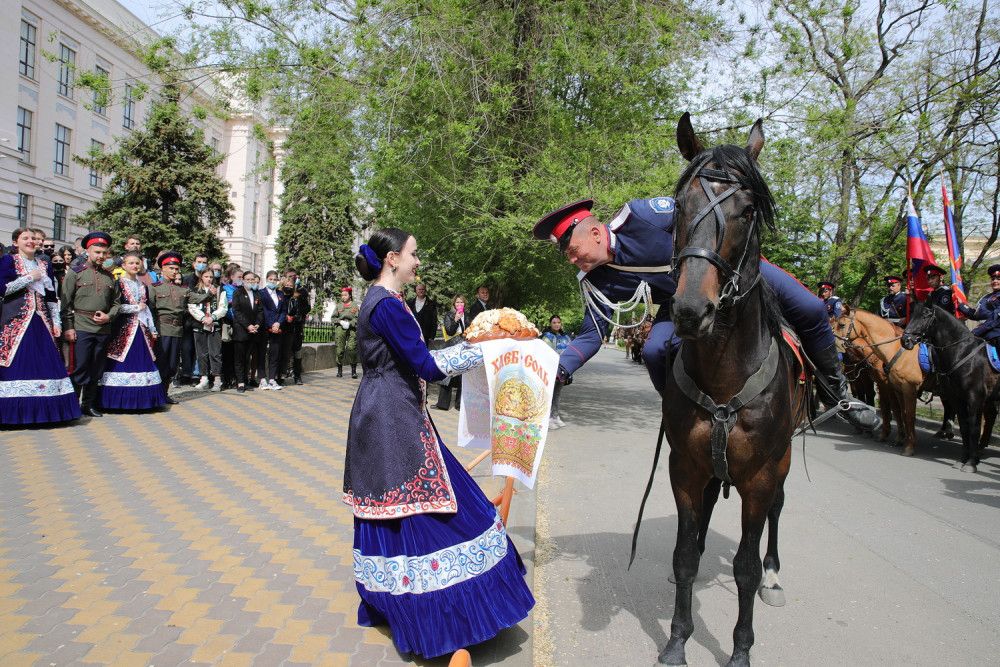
[580,278,652,332]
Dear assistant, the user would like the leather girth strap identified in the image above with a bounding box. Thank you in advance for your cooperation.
[672,337,781,484]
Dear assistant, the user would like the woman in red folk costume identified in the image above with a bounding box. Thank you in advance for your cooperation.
[0,228,81,424]
[97,252,166,410]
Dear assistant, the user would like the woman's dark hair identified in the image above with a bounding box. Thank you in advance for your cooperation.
[60,246,75,261]
[356,228,412,281]
[11,228,30,243]
[549,314,562,323]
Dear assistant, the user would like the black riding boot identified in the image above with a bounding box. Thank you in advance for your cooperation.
[82,384,103,418]
[337,364,343,378]
[351,364,358,379]
[293,358,304,385]
[813,343,881,432]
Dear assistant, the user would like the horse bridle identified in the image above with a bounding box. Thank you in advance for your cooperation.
[673,165,761,310]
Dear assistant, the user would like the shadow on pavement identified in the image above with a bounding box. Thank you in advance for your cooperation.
[548,517,745,666]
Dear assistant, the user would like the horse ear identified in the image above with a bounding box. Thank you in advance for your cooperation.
[677,112,704,162]
[746,118,765,161]
[842,303,851,316]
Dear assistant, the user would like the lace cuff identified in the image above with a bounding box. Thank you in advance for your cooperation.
[431,342,484,377]
[47,302,62,329]
[4,274,33,296]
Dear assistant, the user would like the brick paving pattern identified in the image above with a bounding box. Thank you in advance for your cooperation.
[0,370,479,666]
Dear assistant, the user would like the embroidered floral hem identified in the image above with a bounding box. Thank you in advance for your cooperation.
[99,370,161,387]
[0,377,74,398]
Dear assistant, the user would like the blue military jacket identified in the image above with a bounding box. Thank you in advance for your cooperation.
[560,197,677,376]
[880,292,908,321]
[960,290,1000,342]
[927,286,956,314]
[824,295,844,319]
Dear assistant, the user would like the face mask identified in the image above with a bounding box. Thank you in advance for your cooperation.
[266,282,278,290]
[249,284,259,291]
[233,279,243,287]
[102,258,115,269]
[53,263,65,275]
[213,270,221,277]
[194,262,207,272]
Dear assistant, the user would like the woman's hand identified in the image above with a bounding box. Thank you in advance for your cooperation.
[52,326,62,338]
[28,268,44,281]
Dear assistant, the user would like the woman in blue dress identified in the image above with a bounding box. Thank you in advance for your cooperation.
[541,315,572,429]
[0,228,80,425]
[345,228,534,660]
[98,252,166,410]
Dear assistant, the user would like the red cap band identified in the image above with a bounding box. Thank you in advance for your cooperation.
[161,257,181,266]
[84,238,109,249]
[551,206,593,242]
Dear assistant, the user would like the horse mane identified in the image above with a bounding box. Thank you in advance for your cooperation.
[675,145,776,231]
[930,302,977,340]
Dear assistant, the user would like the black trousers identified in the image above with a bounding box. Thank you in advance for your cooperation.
[71,331,110,388]
[154,335,181,384]
[179,326,196,380]
[260,332,284,381]
[234,337,257,386]
[221,340,235,386]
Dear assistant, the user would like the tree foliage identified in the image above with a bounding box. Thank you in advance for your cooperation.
[74,87,233,261]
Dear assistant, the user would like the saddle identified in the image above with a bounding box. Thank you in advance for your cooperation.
[988,344,1000,373]
[779,324,808,383]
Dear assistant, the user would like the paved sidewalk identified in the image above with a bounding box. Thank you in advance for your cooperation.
[534,347,1000,666]
[0,370,534,666]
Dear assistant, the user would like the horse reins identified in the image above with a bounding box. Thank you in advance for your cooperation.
[672,166,762,310]
[835,314,905,375]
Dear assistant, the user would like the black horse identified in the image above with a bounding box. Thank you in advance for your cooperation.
[658,114,807,666]
[901,301,999,472]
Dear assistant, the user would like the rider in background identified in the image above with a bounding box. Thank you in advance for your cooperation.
[880,275,908,325]
[958,263,1000,346]
[532,197,881,432]
[818,281,844,319]
[919,264,960,316]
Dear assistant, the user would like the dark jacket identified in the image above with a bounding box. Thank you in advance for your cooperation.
[407,296,439,342]
[230,287,264,342]
[443,309,469,337]
[260,287,287,330]
[286,288,311,325]
[467,298,492,323]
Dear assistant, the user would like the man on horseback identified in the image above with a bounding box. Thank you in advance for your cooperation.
[818,281,843,318]
[921,264,960,315]
[880,275,908,325]
[958,263,1000,346]
[531,198,882,431]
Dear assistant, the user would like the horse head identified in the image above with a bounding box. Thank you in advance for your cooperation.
[671,112,776,339]
[901,301,935,350]
[831,303,857,354]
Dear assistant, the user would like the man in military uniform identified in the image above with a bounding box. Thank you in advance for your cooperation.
[922,264,959,315]
[150,252,207,403]
[880,275,908,325]
[61,232,121,417]
[818,281,844,319]
[958,264,1000,345]
[532,197,880,431]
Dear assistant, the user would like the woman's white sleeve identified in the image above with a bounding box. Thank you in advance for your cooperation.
[430,342,484,377]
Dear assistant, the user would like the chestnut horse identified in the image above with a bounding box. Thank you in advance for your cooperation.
[657,114,807,667]
[833,305,955,455]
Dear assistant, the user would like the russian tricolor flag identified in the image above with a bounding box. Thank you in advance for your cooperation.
[942,180,969,314]
[906,196,936,300]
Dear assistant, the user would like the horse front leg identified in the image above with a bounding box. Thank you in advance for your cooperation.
[660,460,708,666]
[728,479,774,667]
[899,384,918,456]
[955,402,979,473]
[936,397,956,440]
[758,484,786,607]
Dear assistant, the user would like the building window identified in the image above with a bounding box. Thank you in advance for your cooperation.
[266,201,273,236]
[252,201,259,237]
[123,84,135,129]
[53,203,68,241]
[210,136,220,153]
[16,194,30,225]
[19,20,36,79]
[57,44,76,98]
[89,139,104,188]
[16,107,32,159]
[93,65,109,116]
[54,124,71,176]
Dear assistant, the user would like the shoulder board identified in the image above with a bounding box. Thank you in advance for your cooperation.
[72,263,87,274]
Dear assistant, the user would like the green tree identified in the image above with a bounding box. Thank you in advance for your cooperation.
[75,86,233,261]
[276,76,358,305]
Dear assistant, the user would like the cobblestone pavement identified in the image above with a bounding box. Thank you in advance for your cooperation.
[0,370,526,666]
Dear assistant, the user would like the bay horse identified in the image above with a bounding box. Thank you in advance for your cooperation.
[902,302,1000,472]
[659,114,807,666]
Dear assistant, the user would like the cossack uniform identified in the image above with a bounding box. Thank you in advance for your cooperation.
[818,281,844,319]
[920,264,960,316]
[60,232,121,416]
[880,275,908,324]
[533,197,881,432]
[150,252,207,403]
[958,263,1000,346]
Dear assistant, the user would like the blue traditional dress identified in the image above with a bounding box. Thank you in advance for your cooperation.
[0,254,80,425]
[345,285,534,659]
[97,277,166,410]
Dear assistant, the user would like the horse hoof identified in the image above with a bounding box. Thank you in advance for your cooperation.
[961,463,978,473]
[901,447,915,457]
[657,638,687,665]
[758,584,786,607]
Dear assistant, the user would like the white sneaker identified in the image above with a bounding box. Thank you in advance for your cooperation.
[196,376,209,391]
[259,379,270,390]
[269,379,282,391]
[554,416,566,428]
[210,377,222,392]
[548,420,562,430]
